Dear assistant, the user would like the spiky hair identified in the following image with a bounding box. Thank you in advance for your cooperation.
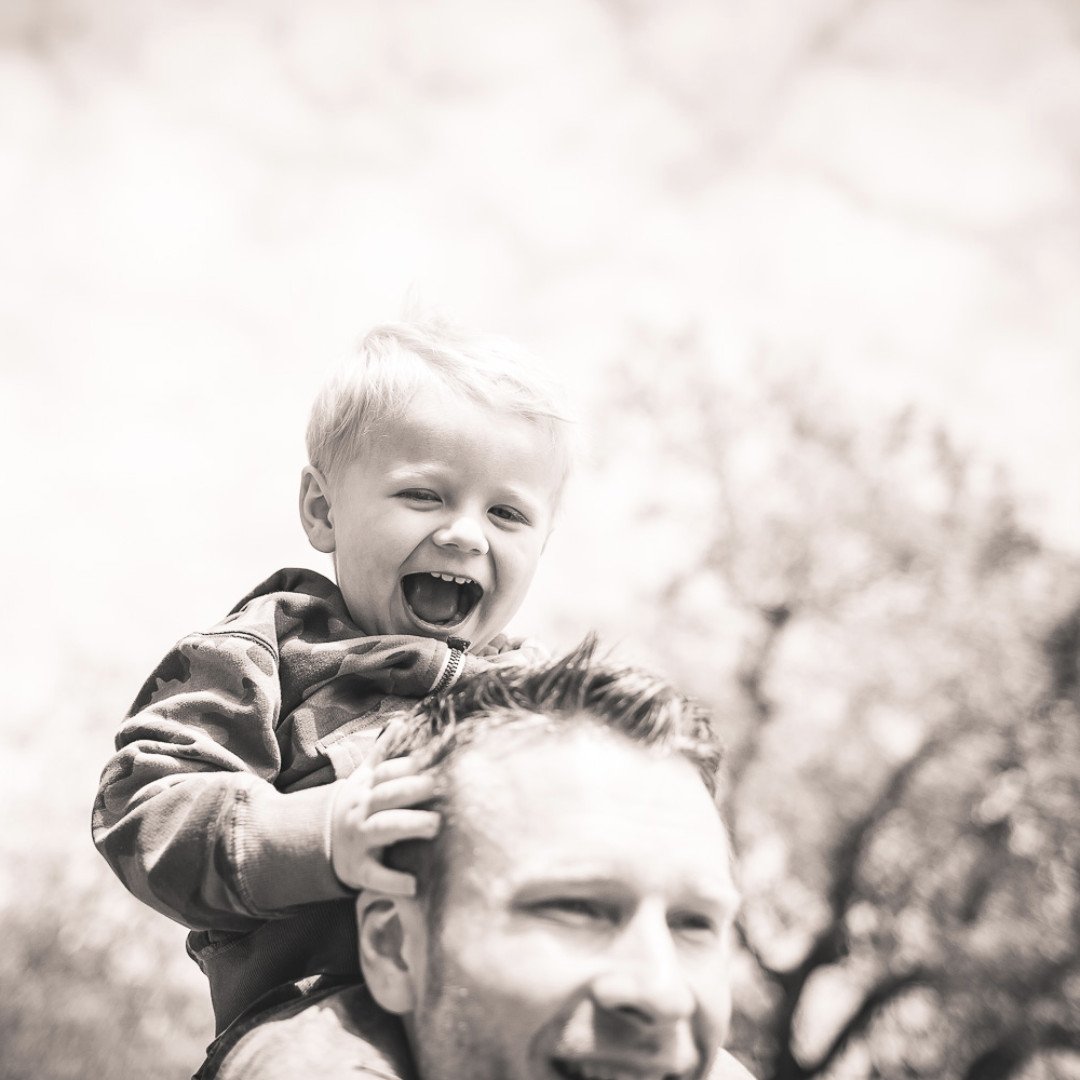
[378,637,726,919]
[381,635,723,796]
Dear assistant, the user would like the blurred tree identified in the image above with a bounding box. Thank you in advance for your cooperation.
[0,676,212,1080]
[599,331,1080,1080]
[0,880,209,1080]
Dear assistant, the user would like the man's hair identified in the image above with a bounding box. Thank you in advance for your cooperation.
[380,637,725,919]
[305,311,575,487]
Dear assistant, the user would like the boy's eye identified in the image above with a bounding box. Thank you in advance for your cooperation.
[489,505,529,526]
[397,489,440,503]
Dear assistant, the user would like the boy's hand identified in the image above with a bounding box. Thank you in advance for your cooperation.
[330,755,440,895]
[474,634,550,665]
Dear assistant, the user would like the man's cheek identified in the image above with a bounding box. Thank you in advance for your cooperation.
[697,965,733,1044]
[458,932,576,998]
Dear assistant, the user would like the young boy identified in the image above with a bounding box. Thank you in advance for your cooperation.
[92,315,572,1072]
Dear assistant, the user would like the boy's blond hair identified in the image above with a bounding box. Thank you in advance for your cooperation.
[306,313,575,490]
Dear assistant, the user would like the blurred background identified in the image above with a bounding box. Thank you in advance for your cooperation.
[1,1,1078,1077]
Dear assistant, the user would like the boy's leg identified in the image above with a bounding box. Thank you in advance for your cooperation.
[197,982,415,1080]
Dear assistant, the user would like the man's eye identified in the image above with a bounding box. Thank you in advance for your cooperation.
[397,490,440,503]
[489,505,529,526]
[670,911,718,938]
[537,899,611,924]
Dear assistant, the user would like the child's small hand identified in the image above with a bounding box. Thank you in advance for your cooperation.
[330,755,440,895]
[474,634,551,665]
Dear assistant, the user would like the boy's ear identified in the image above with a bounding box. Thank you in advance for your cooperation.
[356,894,425,1017]
[299,466,336,554]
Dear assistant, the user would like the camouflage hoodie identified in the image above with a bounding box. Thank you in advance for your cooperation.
[92,567,485,1034]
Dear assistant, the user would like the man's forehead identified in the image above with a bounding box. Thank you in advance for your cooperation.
[442,720,734,899]
[446,716,715,804]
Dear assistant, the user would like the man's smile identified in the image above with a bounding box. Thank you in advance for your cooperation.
[551,1058,694,1080]
[401,570,485,629]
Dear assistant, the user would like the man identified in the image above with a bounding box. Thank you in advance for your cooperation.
[210,641,754,1080]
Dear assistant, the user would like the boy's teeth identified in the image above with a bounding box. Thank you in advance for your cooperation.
[430,572,472,585]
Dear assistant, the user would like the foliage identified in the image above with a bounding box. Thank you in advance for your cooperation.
[0,875,209,1080]
[0,678,212,1080]
[599,331,1080,1080]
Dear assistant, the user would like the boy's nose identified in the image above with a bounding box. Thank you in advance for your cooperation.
[433,515,489,556]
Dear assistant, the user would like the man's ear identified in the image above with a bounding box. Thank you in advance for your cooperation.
[299,465,336,554]
[357,893,425,1016]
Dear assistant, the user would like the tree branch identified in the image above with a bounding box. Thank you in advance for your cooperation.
[826,725,956,922]
[809,967,934,1075]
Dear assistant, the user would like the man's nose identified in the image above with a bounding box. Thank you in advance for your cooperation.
[590,911,696,1027]
[432,513,489,556]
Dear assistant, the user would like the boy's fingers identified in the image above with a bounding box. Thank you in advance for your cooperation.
[356,863,418,897]
[371,755,423,783]
[363,808,441,849]
[514,637,551,661]
[369,773,438,814]
[484,650,529,668]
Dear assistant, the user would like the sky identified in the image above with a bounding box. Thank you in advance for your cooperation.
[1,0,1077,690]
[0,10,1077,1066]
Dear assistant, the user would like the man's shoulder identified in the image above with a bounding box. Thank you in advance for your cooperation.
[712,1050,758,1079]
[210,982,414,1080]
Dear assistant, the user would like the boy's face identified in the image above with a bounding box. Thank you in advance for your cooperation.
[305,383,561,650]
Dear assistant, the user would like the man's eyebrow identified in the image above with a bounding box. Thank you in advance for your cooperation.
[508,875,624,901]
[680,885,741,922]
[509,876,741,916]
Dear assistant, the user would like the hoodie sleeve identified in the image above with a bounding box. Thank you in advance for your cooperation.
[92,567,491,934]
[92,629,354,933]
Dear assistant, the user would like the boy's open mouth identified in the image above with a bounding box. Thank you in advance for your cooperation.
[401,571,483,628]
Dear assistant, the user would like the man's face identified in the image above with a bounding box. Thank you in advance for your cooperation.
[406,723,739,1080]
[322,382,561,650]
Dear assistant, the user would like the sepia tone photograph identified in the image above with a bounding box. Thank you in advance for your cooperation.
[1,2,1078,1078]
